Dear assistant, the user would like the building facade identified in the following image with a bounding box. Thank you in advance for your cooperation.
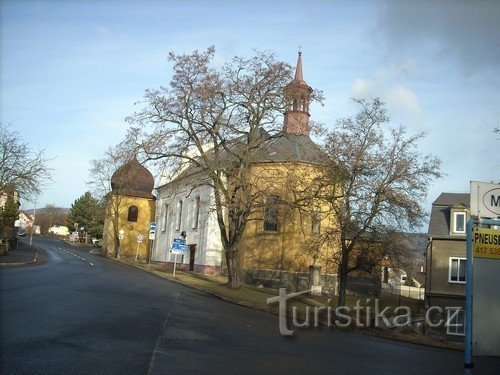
[102,158,156,260]
[425,192,469,340]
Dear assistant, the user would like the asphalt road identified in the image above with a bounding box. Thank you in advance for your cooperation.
[0,237,492,374]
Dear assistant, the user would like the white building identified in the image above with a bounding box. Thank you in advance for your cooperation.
[151,170,223,274]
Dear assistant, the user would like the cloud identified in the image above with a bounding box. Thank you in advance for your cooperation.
[94,24,110,39]
[374,0,500,79]
[350,73,422,125]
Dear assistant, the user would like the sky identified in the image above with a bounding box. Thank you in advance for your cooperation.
[1,0,499,230]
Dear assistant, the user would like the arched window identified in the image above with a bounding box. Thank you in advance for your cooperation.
[264,195,279,232]
[127,205,138,222]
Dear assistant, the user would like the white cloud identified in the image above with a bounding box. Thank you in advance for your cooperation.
[349,77,422,125]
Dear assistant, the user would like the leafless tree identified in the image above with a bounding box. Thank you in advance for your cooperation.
[127,47,323,287]
[316,98,441,307]
[0,123,52,202]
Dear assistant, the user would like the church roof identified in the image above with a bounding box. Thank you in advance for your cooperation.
[111,158,155,199]
[254,132,325,165]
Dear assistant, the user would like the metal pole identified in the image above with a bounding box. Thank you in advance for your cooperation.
[148,240,153,268]
[173,253,178,276]
[29,202,36,247]
[465,219,474,373]
[135,242,140,262]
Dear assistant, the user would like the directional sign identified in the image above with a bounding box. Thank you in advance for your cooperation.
[170,237,187,254]
[149,222,157,230]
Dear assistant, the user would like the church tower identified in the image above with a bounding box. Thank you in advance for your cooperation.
[283,51,313,136]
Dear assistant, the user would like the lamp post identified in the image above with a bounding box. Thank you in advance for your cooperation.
[29,201,36,247]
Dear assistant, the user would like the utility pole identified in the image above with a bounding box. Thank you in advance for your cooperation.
[29,202,36,247]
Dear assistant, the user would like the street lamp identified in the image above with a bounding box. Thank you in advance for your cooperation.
[29,201,37,247]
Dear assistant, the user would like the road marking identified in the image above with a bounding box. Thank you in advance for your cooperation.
[57,247,94,266]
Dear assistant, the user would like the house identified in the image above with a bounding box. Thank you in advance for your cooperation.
[425,192,470,340]
[102,158,156,260]
[151,53,339,292]
[48,225,69,236]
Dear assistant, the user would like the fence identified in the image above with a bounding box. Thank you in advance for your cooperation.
[381,283,424,300]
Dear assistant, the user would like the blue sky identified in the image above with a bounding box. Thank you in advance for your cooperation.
[1,0,499,229]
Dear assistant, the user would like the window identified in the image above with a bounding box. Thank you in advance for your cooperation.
[127,206,138,222]
[175,200,183,231]
[449,257,466,283]
[446,308,465,336]
[264,195,279,232]
[453,212,466,234]
[161,204,168,232]
[192,196,200,229]
[311,207,321,236]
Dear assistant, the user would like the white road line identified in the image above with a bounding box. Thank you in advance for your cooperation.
[90,262,94,266]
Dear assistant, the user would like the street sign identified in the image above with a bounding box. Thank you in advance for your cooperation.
[473,227,500,260]
[170,237,187,254]
[149,222,157,230]
[149,230,156,240]
[470,181,500,218]
[137,234,144,243]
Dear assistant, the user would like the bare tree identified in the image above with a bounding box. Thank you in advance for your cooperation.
[0,123,52,202]
[127,47,323,287]
[316,98,441,307]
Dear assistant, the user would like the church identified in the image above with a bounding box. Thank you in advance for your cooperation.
[149,53,339,292]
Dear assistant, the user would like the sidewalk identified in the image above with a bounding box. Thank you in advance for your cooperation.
[0,239,39,267]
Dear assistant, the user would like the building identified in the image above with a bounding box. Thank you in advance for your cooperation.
[151,53,339,291]
[102,158,156,260]
[425,192,470,340]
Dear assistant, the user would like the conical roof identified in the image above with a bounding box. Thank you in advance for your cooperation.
[111,158,155,199]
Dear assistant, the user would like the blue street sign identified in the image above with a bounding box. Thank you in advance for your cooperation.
[171,242,187,250]
[170,237,187,254]
[149,222,157,230]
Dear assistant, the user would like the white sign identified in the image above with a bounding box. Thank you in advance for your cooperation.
[149,230,156,240]
[137,234,144,243]
[470,181,500,218]
[119,229,125,240]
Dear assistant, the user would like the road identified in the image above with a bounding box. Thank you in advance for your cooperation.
[0,237,490,374]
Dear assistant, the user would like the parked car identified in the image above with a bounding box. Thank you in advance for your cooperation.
[18,227,27,237]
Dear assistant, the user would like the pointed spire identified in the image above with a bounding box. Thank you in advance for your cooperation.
[283,50,313,137]
[294,51,304,82]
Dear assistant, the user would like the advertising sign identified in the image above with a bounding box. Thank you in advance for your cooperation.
[470,181,500,218]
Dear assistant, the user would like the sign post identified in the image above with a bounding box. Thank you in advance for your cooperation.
[170,237,187,276]
[465,181,500,373]
[135,234,144,262]
[148,222,157,268]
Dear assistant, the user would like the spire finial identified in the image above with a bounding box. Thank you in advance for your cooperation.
[295,48,303,81]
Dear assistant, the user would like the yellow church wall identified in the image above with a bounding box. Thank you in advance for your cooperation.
[240,162,339,276]
[102,194,156,261]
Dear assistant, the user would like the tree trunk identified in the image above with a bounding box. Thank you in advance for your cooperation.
[226,248,240,288]
[113,236,120,258]
[337,246,350,307]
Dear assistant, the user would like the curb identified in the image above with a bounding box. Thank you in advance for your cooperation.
[0,248,40,267]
